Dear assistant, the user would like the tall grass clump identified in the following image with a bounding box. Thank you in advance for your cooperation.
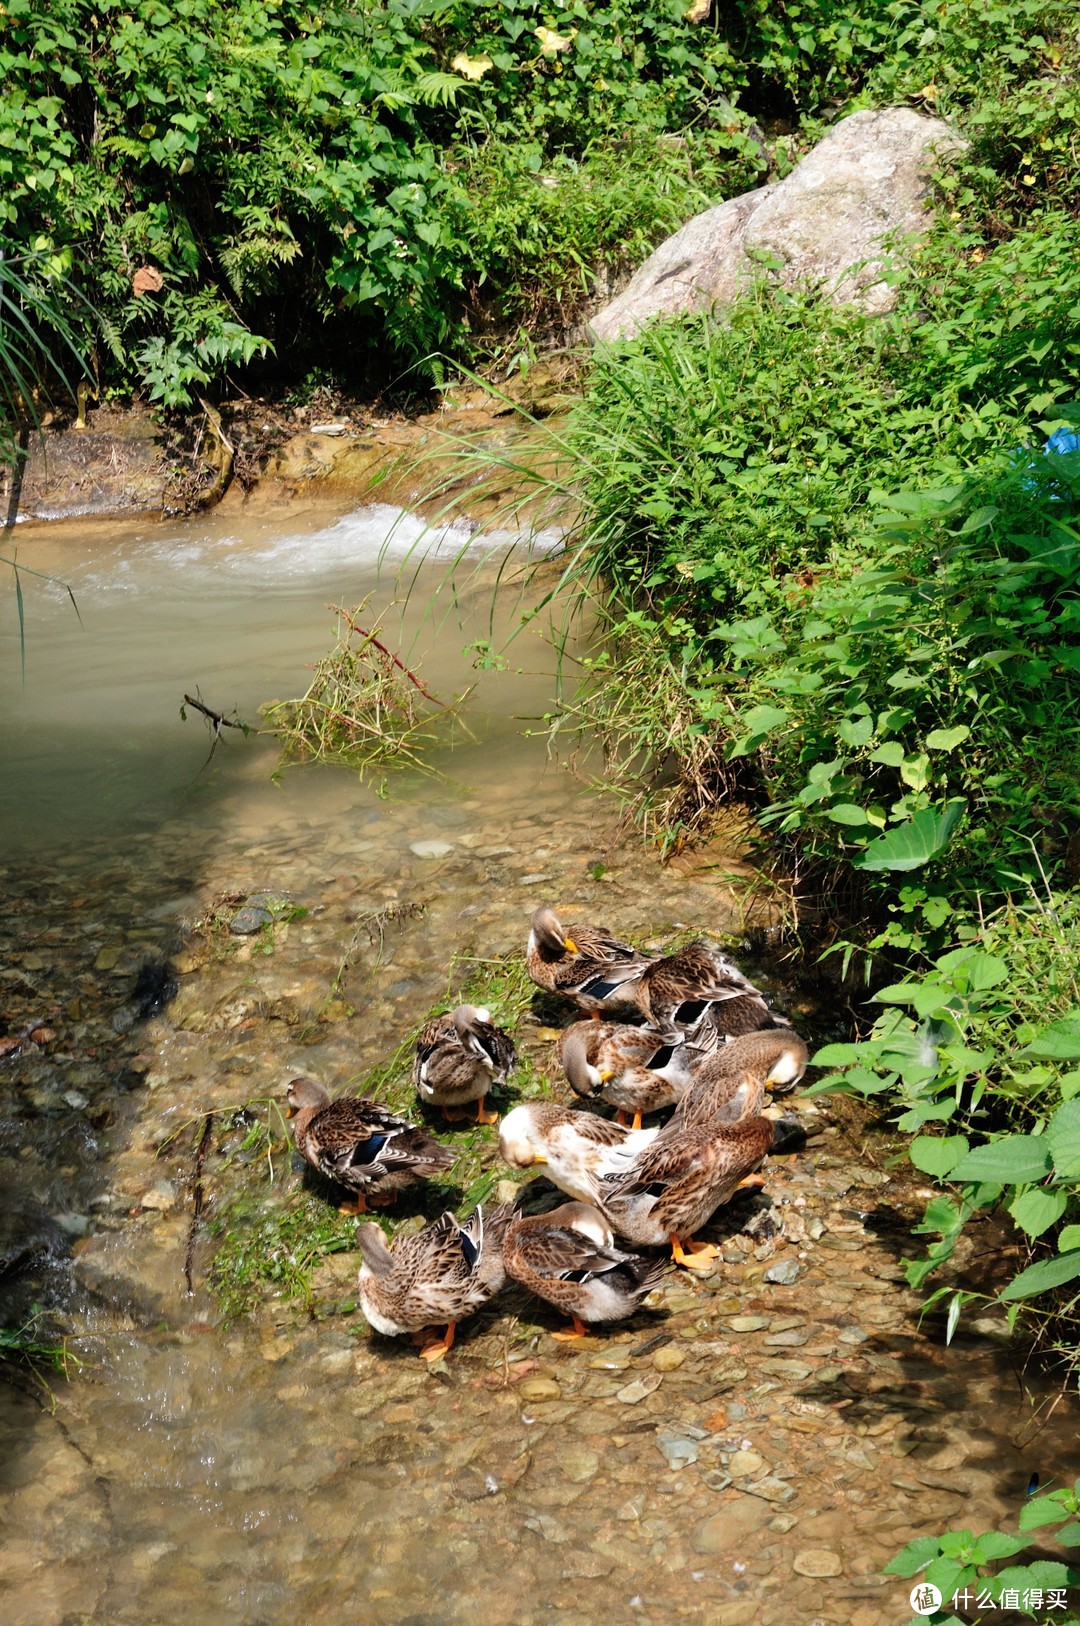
[262,603,469,784]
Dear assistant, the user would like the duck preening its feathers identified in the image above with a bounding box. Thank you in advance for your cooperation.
[286,1076,453,1213]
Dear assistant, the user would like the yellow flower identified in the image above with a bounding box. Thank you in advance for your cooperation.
[451,51,494,81]
[534,25,575,55]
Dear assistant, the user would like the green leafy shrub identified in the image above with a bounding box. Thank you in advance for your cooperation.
[0,0,785,397]
[720,434,1080,941]
[887,1483,1080,1623]
[449,128,762,345]
[809,890,1080,1325]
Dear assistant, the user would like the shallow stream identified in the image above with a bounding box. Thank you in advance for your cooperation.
[0,497,1075,1626]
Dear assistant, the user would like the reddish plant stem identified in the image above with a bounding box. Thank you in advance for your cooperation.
[331,603,448,708]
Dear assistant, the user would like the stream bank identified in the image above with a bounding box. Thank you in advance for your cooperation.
[1,497,1075,1626]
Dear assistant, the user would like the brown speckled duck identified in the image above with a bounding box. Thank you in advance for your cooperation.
[413,1004,517,1125]
[672,1027,808,1129]
[557,1017,721,1128]
[355,1202,515,1361]
[498,1101,659,1205]
[286,1077,453,1214]
[526,905,653,1012]
[504,1201,667,1339]
[630,940,774,1042]
[594,1070,782,1271]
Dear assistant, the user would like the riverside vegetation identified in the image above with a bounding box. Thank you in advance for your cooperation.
[492,1,1080,1380]
[6,0,1080,1609]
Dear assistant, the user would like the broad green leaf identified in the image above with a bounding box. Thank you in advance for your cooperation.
[935,947,1008,990]
[973,1530,1027,1561]
[1047,1099,1080,1176]
[825,803,871,826]
[884,1535,942,1576]
[875,978,955,1017]
[900,751,931,791]
[910,1135,969,1177]
[1020,1493,1074,1532]
[741,703,789,736]
[948,1136,1052,1184]
[869,740,905,766]
[810,1042,864,1065]
[1008,1186,1068,1239]
[999,1248,1080,1302]
[856,799,966,872]
[1022,1014,1080,1061]
[1055,1521,1080,1545]
[915,1194,965,1235]
[923,1555,972,1599]
[1058,1225,1080,1252]
[925,724,971,751]
[989,1559,1080,1594]
[839,715,873,748]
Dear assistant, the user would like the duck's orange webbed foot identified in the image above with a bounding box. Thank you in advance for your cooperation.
[735,1173,767,1193]
[417,1321,456,1362]
[551,1314,589,1342]
[337,1194,369,1215]
[475,1099,499,1126]
[670,1234,720,1272]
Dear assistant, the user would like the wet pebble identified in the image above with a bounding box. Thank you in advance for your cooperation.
[139,1181,177,1211]
[743,1476,796,1504]
[518,1377,561,1402]
[230,906,273,935]
[560,1445,599,1482]
[839,1325,870,1344]
[652,1344,685,1372]
[793,1549,843,1578]
[727,1315,770,1333]
[616,1373,663,1405]
[409,840,454,858]
[729,1449,765,1477]
[764,1258,801,1285]
[656,1430,699,1470]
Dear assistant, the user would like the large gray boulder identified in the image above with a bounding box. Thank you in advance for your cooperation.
[590,108,965,343]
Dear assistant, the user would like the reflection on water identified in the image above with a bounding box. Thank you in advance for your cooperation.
[0,501,1075,1626]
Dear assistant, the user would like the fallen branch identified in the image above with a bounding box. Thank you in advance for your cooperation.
[181,691,254,770]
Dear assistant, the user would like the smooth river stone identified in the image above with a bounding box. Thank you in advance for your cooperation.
[793,1548,844,1577]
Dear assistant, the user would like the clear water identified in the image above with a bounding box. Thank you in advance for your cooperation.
[0,500,1075,1626]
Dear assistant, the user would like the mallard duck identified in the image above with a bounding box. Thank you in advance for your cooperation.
[286,1077,454,1214]
[557,1018,712,1128]
[526,905,653,1012]
[595,1072,780,1271]
[413,1004,517,1125]
[631,940,774,1041]
[498,1101,658,1205]
[504,1201,667,1339]
[672,1027,808,1128]
[355,1202,515,1361]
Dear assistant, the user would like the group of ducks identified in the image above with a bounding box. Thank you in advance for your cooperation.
[285,905,809,1361]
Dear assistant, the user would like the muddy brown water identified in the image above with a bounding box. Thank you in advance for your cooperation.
[0,500,1076,1626]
